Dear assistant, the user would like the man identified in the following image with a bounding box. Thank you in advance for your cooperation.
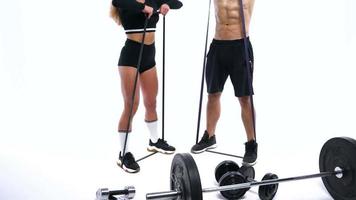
[191,0,257,166]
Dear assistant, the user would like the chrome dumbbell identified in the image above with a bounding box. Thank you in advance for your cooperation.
[96,186,135,200]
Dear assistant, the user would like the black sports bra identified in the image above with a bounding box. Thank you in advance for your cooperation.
[112,0,183,34]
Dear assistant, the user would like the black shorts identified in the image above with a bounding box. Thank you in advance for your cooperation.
[118,39,156,73]
[206,38,254,97]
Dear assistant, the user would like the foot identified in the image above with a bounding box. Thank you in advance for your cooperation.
[191,130,217,154]
[243,140,258,166]
[148,138,176,154]
[117,152,140,173]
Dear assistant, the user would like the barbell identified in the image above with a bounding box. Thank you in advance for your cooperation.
[96,186,135,200]
[146,137,356,199]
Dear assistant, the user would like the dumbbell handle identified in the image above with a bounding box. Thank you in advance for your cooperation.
[146,170,343,199]
[110,189,129,196]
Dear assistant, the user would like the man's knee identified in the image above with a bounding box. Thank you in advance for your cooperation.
[238,96,251,108]
[208,93,221,103]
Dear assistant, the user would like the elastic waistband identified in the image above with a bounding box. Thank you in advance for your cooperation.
[125,28,156,34]
[125,39,155,47]
[212,37,250,45]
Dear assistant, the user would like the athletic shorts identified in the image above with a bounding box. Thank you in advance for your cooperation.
[206,38,254,97]
[118,39,156,73]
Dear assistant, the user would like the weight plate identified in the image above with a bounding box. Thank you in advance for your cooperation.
[219,171,248,199]
[319,137,356,200]
[258,173,279,200]
[239,166,256,180]
[170,153,203,200]
[215,160,240,183]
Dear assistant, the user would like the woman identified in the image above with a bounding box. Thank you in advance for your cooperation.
[110,0,182,173]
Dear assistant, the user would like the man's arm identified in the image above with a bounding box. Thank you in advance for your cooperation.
[247,0,255,16]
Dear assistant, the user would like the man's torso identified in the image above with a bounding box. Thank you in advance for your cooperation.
[214,0,255,40]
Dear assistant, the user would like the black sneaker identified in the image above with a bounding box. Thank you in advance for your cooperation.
[117,152,140,173]
[191,131,217,154]
[243,140,258,166]
[148,139,176,154]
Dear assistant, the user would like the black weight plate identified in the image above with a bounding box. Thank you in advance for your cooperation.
[215,160,240,183]
[219,171,248,199]
[239,166,256,180]
[319,137,356,200]
[258,173,279,200]
[170,153,203,200]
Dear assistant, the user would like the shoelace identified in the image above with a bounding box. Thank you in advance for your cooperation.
[158,139,170,147]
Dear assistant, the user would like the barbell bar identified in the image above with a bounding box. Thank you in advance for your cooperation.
[146,169,343,199]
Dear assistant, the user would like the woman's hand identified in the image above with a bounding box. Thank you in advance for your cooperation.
[142,5,154,18]
[159,4,170,15]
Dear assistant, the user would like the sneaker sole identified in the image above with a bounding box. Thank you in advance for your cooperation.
[147,146,175,154]
[191,144,218,154]
[116,160,140,173]
[242,160,257,167]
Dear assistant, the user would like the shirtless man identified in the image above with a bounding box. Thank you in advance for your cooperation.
[191,0,257,166]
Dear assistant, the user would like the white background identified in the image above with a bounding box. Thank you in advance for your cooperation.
[1,0,356,199]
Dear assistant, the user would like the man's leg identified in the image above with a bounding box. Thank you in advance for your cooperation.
[238,96,255,141]
[238,96,258,166]
[228,38,257,165]
[191,40,226,153]
[191,92,220,153]
[207,92,222,137]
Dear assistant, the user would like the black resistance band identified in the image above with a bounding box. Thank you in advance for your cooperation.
[195,0,212,144]
[162,15,166,141]
[122,17,149,157]
[237,0,257,141]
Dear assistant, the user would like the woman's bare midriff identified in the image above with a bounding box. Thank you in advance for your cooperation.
[127,32,155,45]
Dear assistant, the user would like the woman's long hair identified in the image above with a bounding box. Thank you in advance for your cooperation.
[110,5,121,25]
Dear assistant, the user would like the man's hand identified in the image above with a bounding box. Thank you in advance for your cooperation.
[142,5,154,18]
[159,4,170,15]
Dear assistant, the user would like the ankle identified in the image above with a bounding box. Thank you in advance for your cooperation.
[205,130,215,138]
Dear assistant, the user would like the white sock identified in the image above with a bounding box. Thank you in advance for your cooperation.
[118,131,131,156]
[146,120,159,143]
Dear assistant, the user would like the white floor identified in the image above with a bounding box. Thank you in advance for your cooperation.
[0,82,352,200]
[1,0,356,199]
[0,122,343,200]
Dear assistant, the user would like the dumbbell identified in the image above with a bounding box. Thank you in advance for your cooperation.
[96,186,135,200]
[215,160,279,200]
